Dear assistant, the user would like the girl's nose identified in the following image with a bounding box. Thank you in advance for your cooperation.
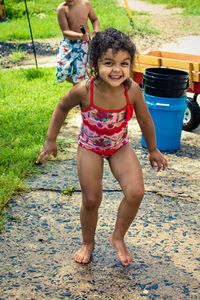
[112,65,121,72]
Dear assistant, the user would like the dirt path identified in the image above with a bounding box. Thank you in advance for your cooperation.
[118,0,200,53]
[121,0,182,14]
[118,0,195,38]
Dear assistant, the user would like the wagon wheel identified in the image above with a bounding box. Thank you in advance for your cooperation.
[183,97,200,131]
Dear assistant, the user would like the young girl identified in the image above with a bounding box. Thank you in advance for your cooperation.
[36,28,168,266]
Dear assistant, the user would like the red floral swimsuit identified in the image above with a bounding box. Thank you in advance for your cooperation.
[78,78,134,158]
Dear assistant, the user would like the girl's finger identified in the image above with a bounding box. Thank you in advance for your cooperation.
[36,151,45,164]
[156,162,162,172]
[43,153,51,165]
[53,149,57,158]
[149,158,155,169]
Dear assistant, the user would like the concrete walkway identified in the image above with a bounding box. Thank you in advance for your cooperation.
[0,111,200,299]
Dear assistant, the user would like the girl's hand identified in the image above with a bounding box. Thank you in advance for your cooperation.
[36,140,57,166]
[148,149,168,172]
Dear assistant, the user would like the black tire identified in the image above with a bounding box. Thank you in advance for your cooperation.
[183,99,200,131]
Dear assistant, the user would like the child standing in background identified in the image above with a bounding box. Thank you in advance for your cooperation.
[56,0,100,84]
[37,28,168,266]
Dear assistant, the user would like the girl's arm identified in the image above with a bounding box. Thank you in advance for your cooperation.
[36,84,85,165]
[131,82,168,171]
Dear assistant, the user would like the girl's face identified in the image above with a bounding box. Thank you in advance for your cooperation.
[97,49,131,87]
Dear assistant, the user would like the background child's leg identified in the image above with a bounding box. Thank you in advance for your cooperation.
[72,42,89,83]
[74,146,104,263]
[56,39,73,83]
[108,143,144,265]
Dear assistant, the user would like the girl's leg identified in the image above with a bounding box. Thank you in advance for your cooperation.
[74,146,104,263]
[108,143,144,266]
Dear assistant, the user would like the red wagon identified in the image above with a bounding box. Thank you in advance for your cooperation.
[132,51,200,131]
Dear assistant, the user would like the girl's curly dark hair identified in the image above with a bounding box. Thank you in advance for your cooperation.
[89,28,136,87]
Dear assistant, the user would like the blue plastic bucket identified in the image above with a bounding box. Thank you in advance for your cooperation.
[142,93,187,151]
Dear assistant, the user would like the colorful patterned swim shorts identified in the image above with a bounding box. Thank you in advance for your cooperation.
[56,38,89,83]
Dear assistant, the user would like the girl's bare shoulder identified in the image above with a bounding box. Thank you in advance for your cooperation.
[72,79,90,96]
[60,79,90,111]
[69,79,91,105]
[127,79,144,104]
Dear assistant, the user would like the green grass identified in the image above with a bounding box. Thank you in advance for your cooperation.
[0,14,61,41]
[1,0,199,42]
[1,0,159,41]
[0,67,70,229]
[144,0,200,15]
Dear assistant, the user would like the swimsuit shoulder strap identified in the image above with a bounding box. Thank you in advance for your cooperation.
[90,77,94,106]
[124,84,130,106]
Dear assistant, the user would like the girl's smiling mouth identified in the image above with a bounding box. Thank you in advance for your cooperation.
[109,75,123,80]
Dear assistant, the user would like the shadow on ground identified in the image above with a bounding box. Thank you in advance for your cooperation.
[0,111,199,299]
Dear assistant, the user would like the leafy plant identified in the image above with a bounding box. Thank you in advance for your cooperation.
[62,185,75,196]
[6,49,27,64]
[21,68,45,80]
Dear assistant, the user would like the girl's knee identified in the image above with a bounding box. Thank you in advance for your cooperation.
[82,193,102,210]
[126,186,144,206]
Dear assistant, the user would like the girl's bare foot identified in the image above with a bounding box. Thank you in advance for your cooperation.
[74,243,94,264]
[109,233,133,266]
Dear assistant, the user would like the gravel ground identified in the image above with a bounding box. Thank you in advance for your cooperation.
[0,39,60,68]
[0,40,58,58]
[0,112,200,299]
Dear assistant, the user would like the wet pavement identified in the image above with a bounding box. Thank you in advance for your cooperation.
[0,111,200,299]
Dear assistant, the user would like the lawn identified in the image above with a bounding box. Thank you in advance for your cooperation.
[1,0,159,42]
[1,0,199,42]
[0,68,70,229]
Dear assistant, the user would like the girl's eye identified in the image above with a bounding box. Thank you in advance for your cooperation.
[104,62,112,66]
[122,62,129,66]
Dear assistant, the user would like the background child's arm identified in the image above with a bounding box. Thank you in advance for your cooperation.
[36,85,84,165]
[88,2,100,37]
[132,82,168,171]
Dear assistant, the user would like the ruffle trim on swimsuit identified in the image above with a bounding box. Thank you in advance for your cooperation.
[78,141,128,158]
[124,84,134,121]
[82,118,128,136]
